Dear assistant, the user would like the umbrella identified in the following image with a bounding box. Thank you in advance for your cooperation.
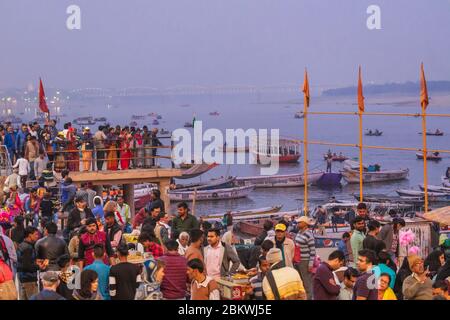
[423,206,450,226]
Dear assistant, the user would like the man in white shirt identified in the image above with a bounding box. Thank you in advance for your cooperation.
[33,152,48,180]
[13,156,30,188]
[337,267,359,300]
[4,168,22,192]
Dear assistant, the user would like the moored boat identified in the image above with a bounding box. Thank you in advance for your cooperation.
[396,189,450,201]
[341,160,408,184]
[235,171,324,188]
[202,205,283,222]
[184,122,194,128]
[174,176,236,192]
[168,185,254,201]
[419,184,450,194]
[73,116,96,125]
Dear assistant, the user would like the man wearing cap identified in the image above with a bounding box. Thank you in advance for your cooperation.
[294,216,316,300]
[262,248,306,300]
[80,127,94,171]
[30,271,66,300]
[402,255,433,300]
[78,217,115,269]
[266,223,295,269]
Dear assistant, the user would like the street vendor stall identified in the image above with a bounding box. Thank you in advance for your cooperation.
[398,218,433,265]
[216,272,254,300]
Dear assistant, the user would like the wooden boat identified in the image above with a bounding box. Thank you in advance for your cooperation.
[152,119,160,125]
[316,172,342,187]
[396,189,450,201]
[184,122,194,128]
[365,130,383,136]
[131,115,146,120]
[341,160,408,184]
[159,129,170,135]
[294,111,305,119]
[416,152,442,161]
[178,163,219,179]
[168,185,254,201]
[93,117,107,122]
[419,131,444,136]
[251,137,301,164]
[323,154,348,162]
[202,205,283,222]
[174,176,236,192]
[235,171,324,188]
[209,111,220,116]
[419,184,450,194]
[237,220,266,237]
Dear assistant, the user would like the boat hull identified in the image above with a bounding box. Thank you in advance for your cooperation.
[416,153,442,161]
[235,171,324,188]
[168,185,254,201]
[341,168,409,184]
[202,205,283,222]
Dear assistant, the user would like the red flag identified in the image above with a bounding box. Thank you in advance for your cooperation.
[39,78,50,114]
[357,66,365,113]
[420,63,429,110]
[302,68,310,108]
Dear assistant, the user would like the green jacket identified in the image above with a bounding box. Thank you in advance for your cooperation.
[171,214,199,237]
[350,230,365,263]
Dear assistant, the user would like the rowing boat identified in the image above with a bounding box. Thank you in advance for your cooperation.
[416,152,442,161]
[396,189,450,201]
[341,160,408,184]
[235,171,324,188]
[168,185,254,201]
[174,176,236,192]
[419,184,450,194]
[201,205,283,221]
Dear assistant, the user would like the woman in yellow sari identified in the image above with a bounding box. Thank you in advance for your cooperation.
[106,127,118,170]
[378,274,397,300]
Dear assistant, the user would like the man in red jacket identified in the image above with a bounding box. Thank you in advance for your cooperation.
[78,218,115,269]
[159,239,188,300]
[313,250,345,300]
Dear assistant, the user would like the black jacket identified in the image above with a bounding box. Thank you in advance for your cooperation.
[17,240,39,282]
[105,222,123,247]
[254,230,268,246]
[35,234,69,271]
[67,208,94,232]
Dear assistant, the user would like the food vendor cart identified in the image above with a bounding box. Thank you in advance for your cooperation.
[216,273,251,300]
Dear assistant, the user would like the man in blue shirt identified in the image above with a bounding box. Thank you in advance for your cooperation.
[84,244,111,299]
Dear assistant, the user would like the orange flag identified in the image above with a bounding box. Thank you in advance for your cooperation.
[357,66,365,113]
[302,68,310,108]
[420,62,429,110]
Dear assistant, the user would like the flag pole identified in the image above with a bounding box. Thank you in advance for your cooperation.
[420,63,429,213]
[357,66,365,202]
[303,69,309,215]
[358,112,364,202]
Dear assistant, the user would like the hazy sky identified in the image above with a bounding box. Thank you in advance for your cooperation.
[1,0,450,89]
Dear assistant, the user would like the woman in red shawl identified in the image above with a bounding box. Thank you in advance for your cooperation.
[66,125,80,172]
[119,128,132,170]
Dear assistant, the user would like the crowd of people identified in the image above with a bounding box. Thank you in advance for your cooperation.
[1,182,449,301]
[1,120,164,186]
